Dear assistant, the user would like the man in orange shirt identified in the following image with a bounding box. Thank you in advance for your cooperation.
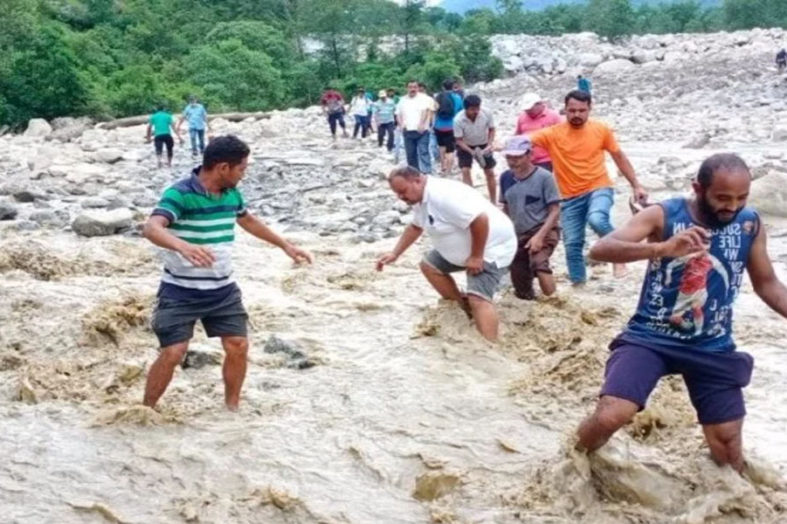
[530,90,647,284]
[514,92,562,172]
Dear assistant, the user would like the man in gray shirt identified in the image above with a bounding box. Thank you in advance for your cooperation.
[453,94,497,202]
[499,136,561,300]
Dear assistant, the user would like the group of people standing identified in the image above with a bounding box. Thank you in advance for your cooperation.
[145,96,210,168]
[137,75,787,481]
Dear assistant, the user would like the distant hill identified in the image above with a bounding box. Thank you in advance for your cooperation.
[440,0,720,14]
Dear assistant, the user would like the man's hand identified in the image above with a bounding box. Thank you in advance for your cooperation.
[481,145,493,156]
[284,244,313,265]
[526,234,545,253]
[376,253,398,271]
[465,255,484,275]
[657,226,710,258]
[178,242,216,267]
[632,185,648,204]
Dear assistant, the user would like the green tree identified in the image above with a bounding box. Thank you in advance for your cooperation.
[185,39,285,111]
[585,0,635,41]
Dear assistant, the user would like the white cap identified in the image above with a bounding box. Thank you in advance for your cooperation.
[520,92,542,111]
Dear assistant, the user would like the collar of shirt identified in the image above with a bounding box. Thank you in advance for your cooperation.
[189,166,228,197]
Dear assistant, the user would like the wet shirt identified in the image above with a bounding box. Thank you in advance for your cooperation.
[622,198,760,353]
[411,177,516,268]
[182,103,207,131]
[453,109,495,147]
[433,92,463,131]
[530,120,619,199]
[149,111,173,137]
[373,100,397,124]
[151,167,247,300]
[499,167,560,235]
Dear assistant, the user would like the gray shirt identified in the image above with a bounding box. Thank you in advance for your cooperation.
[499,167,560,234]
[453,109,495,147]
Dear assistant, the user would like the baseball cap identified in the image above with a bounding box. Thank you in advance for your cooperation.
[501,136,532,156]
[520,92,542,111]
[378,89,387,97]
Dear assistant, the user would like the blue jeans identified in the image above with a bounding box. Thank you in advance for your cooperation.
[560,187,615,284]
[403,130,432,174]
[189,128,205,155]
[429,129,439,162]
[353,114,370,138]
[393,128,404,163]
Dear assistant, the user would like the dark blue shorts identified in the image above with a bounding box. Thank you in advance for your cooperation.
[600,336,754,425]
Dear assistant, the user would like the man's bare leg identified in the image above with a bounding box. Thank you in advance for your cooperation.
[461,167,473,187]
[613,263,628,278]
[438,146,447,174]
[221,336,248,411]
[420,261,463,301]
[577,395,639,452]
[484,168,497,203]
[143,341,189,408]
[467,295,499,341]
[537,271,556,296]
[445,152,454,175]
[703,419,744,472]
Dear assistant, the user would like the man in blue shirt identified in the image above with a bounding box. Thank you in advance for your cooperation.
[577,75,592,94]
[433,79,464,176]
[177,96,209,158]
[373,90,397,152]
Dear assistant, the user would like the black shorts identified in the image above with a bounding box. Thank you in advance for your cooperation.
[457,144,497,170]
[151,285,248,347]
[154,134,174,156]
[435,129,456,152]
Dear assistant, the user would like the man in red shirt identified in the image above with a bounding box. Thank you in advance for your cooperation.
[514,92,562,172]
[320,87,348,139]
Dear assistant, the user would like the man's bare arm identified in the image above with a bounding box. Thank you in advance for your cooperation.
[376,224,423,271]
[237,213,313,263]
[143,215,215,267]
[469,213,489,259]
[610,149,646,200]
[748,225,787,318]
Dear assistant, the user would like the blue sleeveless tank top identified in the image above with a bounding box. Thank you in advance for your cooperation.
[622,198,760,353]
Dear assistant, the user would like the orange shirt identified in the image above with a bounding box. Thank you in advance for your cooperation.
[530,120,620,199]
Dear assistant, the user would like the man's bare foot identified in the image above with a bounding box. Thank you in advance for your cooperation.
[613,263,628,278]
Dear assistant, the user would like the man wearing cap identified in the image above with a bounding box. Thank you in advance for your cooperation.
[527,90,647,285]
[499,136,561,300]
[373,90,397,152]
[514,93,562,172]
[376,166,516,341]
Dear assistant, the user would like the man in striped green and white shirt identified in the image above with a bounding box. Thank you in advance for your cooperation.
[143,135,312,411]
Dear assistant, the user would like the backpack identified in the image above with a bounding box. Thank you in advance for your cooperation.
[435,92,455,119]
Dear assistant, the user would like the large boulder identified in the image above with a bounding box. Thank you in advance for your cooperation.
[71,208,134,237]
[594,58,636,76]
[578,52,604,67]
[23,119,52,139]
[95,148,124,164]
[749,172,787,217]
[773,127,787,142]
[49,117,93,142]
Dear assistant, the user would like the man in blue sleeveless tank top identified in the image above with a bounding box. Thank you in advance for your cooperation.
[576,153,787,472]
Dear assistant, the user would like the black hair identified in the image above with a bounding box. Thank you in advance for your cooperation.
[203,135,250,170]
[418,82,427,89]
[565,89,592,105]
[389,165,422,181]
[156,104,165,111]
[443,79,454,91]
[697,153,750,188]
[463,94,481,109]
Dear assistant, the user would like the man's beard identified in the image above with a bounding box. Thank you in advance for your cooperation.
[697,193,741,228]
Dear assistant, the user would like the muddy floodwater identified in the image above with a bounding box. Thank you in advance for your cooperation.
[2,181,787,523]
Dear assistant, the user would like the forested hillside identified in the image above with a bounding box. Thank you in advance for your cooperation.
[0,0,784,128]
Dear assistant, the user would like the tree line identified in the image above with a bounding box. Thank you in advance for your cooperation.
[0,0,783,128]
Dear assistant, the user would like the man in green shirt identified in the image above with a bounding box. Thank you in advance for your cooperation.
[146,105,182,168]
[143,135,313,411]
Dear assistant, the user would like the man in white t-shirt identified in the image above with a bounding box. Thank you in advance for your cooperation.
[376,166,516,341]
[396,81,433,174]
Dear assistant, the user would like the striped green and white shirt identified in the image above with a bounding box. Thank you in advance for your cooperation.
[152,168,247,298]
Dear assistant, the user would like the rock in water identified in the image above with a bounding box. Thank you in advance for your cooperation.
[0,200,18,220]
[72,208,134,237]
[264,335,306,360]
[23,118,52,139]
[749,172,787,218]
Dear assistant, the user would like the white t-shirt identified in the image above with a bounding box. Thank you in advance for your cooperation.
[396,94,431,131]
[411,177,516,268]
[349,96,369,116]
